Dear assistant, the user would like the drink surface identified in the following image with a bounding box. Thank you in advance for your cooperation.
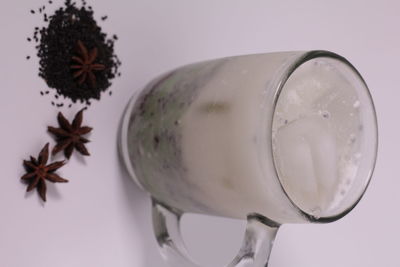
[272,58,363,218]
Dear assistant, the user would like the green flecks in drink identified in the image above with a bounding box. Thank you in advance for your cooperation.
[199,102,230,114]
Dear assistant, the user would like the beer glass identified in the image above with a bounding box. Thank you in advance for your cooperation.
[119,51,378,266]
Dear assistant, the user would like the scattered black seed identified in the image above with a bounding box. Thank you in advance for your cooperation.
[68,104,72,108]
[109,91,112,96]
[30,10,35,14]
[45,91,49,94]
[26,56,31,60]
[55,95,59,99]
[101,15,107,21]
[51,101,55,106]
[49,0,53,3]
[40,91,44,95]
[112,34,118,40]
[154,135,160,147]
[27,37,31,42]
[33,0,121,105]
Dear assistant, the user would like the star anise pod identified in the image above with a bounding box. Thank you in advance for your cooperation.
[70,40,105,88]
[48,109,92,159]
[21,143,68,202]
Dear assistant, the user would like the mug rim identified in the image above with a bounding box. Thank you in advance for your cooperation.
[270,50,378,223]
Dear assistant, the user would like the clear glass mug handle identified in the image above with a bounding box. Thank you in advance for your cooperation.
[152,198,280,267]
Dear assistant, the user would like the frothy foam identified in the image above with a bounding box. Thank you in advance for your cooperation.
[272,58,362,217]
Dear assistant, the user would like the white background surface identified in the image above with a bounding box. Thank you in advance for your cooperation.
[0,0,398,266]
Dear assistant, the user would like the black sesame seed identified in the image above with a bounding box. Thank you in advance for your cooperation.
[26,56,31,60]
[40,91,44,95]
[27,37,31,42]
[30,10,35,14]
[154,136,160,144]
[51,101,55,106]
[68,104,72,108]
[109,91,112,96]
[45,91,49,94]
[55,95,59,99]
[31,1,121,104]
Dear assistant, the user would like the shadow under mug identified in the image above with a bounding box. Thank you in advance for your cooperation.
[119,51,378,266]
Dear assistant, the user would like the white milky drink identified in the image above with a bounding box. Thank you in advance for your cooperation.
[122,51,377,223]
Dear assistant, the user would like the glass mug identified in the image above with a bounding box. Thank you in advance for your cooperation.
[119,51,378,266]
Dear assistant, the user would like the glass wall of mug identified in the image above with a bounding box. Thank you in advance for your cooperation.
[119,50,377,266]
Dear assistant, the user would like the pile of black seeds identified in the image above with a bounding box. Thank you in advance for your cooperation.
[28,0,121,105]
